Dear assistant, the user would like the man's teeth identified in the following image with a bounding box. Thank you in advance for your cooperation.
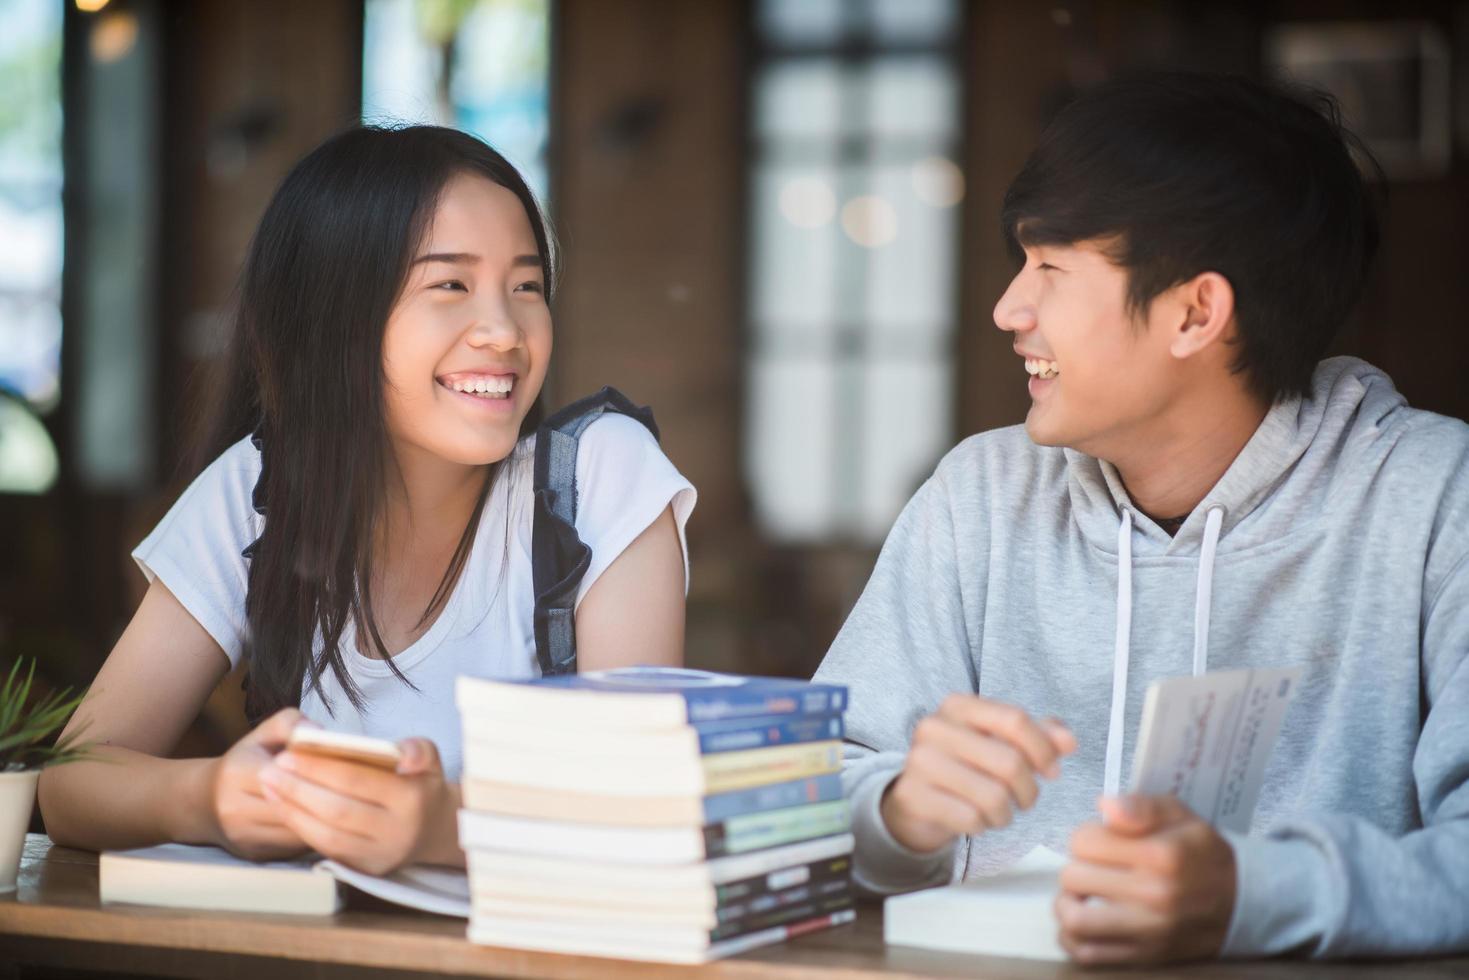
[1025,358,1059,380]
[446,377,514,398]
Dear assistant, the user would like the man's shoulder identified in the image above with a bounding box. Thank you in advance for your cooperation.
[1374,403,1469,501]
[1384,402,1469,455]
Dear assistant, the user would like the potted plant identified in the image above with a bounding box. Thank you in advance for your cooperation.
[1,658,90,893]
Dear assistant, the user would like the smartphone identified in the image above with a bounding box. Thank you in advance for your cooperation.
[286,726,403,770]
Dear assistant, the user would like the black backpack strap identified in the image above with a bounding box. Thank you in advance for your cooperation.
[531,387,659,677]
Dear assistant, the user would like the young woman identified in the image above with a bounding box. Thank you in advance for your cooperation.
[37,126,695,875]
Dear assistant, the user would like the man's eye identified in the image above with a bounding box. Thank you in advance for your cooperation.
[1037,262,1057,272]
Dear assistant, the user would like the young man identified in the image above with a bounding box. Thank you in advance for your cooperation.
[813,72,1468,964]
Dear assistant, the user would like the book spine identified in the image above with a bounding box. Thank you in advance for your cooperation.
[682,684,848,724]
[696,714,845,755]
[701,741,843,794]
[713,855,851,905]
[707,893,856,943]
[703,800,851,859]
[706,907,858,961]
[701,772,844,824]
[716,876,852,923]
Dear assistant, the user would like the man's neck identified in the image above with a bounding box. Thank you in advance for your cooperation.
[1106,385,1269,526]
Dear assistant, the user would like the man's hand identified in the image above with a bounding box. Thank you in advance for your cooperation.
[1057,794,1236,965]
[881,695,1076,853]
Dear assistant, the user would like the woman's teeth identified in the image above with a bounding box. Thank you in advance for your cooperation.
[1025,358,1059,380]
[444,377,513,399]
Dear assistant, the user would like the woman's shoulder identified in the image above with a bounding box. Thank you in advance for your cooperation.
[165,435,263,520]
[573,411,665,473]
[215,433,264,479]
[492,414,672,514]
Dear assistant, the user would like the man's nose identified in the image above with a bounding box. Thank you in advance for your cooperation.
[993,273,1037,334]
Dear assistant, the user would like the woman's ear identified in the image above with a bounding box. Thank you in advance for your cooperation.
[1168,271,1236,361]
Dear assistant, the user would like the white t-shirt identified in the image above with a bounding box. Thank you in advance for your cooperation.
[132,414,696,781]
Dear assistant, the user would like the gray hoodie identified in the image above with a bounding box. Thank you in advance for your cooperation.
[813,357,1469,958]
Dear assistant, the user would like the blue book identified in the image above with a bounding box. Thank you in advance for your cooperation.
[696,713,845,755]
[456,667,848,729]
[701,772,845,824]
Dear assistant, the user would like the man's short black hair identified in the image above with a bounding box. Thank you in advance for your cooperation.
[1001,71,1381,404]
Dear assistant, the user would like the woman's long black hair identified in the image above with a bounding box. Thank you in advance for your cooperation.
[200,126,553,725]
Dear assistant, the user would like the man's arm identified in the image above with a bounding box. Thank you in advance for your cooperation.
[1058,550,1469,963]
[1222,547,1469,958]
[814,473,973,892]
[814,468,1074,895]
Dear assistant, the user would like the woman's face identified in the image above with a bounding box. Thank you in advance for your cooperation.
[381,172,551,471]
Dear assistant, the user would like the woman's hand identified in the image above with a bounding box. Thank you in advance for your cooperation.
[256,735,462,876]
[207,708,311,861]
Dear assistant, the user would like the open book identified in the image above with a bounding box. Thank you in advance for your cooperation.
[884,666,1301,960]
[99,843,470,917]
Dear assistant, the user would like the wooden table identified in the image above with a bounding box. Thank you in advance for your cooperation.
[2,836,1464,980]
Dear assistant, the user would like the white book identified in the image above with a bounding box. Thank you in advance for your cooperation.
[99,843,470,918]
[461,739,842,796]
[458,800,849,865]
[468,852,852,912]
[884,667,1301,961]
[467,907,857,964]
[883,846,1067,961]
[467,833,854,894]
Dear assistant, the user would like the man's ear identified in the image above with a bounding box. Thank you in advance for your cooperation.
[1167,271,1236,361]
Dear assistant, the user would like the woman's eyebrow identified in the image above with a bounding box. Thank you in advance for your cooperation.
[412,252,542,268]
[413,251,478,266]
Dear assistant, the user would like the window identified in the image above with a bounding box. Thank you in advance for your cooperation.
[362,0,552,202]
[0,0,63,492]
[745,0,964,543]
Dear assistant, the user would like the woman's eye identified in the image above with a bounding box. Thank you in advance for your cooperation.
[432,280,467,292]
[1037,262,1057,272]
[514,281,544,294]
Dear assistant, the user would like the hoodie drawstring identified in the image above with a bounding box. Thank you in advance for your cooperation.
[1103,510,1134,799]
[1192,508,1224,677]
[1101,506,1225,798]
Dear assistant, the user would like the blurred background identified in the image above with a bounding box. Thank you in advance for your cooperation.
[2,0,1467,758]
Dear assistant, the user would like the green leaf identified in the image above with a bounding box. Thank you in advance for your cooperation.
[0,657,93,771]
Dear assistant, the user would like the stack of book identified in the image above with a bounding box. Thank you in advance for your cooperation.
[454,667,855,963]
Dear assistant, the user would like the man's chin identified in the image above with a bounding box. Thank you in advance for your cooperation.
[1024,409,1069,448]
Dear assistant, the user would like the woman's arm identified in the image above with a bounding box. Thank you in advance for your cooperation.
[574,504,686,670]
[37,579,301,858]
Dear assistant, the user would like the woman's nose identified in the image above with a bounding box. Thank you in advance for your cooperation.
[467,306,522,350]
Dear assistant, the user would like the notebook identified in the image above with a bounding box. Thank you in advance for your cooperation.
[99,843,470,917]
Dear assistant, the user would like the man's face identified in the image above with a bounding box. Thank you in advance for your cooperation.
[993,240,1182,459]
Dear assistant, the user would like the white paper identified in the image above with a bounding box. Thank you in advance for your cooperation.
[318,859,471,918]
[1130,666,1301,834]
